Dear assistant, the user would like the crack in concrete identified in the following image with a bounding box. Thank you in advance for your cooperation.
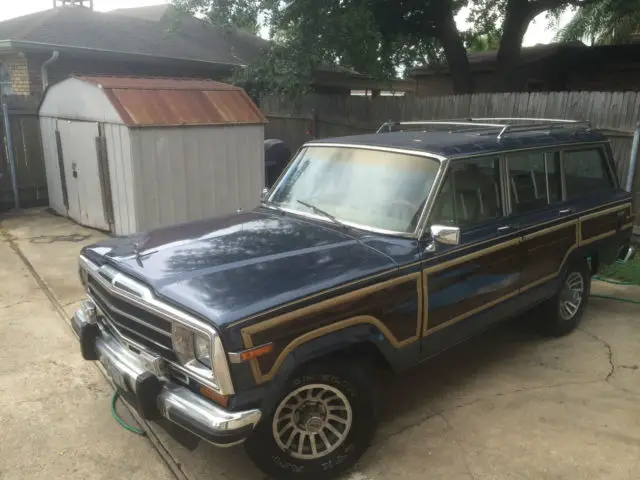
[438,412,478,480]
[382,378,601,441]
[374,410,440,444]
[383,327,624,443]
[577,328,616,381]
[0,300,29,310]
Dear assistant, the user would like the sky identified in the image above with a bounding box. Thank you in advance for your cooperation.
[0,0,170,19]
[1,0,574,47]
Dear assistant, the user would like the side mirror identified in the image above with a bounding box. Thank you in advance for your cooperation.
[430,224,460,246]
[261,188,269,200]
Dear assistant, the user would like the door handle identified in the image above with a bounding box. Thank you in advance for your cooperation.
[497,225,513,232]
[559,208,573,215]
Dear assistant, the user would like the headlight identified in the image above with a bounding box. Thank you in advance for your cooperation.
[171,324,234,395]
[194,334,211,368]
[172,324,216,377]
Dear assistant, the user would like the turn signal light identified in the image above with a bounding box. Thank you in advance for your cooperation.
[200,385,229,407]
[240,343,274,362]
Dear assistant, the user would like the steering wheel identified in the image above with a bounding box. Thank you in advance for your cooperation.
[388,199,419,220]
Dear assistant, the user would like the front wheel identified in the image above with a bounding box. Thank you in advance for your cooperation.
[538,259,591,336]
[245,361,378,480]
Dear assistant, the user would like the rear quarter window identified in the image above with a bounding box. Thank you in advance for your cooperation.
[564,147,613,200]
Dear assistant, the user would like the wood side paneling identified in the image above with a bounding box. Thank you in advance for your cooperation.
[242,273,422,382]
[521,223,577,287]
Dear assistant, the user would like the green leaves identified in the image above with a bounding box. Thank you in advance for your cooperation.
[557,0,640,45]
[174,0,262,33]
[174,0,613,97]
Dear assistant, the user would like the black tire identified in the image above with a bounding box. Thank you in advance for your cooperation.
[245,361,378,480]
[538,259,591,337]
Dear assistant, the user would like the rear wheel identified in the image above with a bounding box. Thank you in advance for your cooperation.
[245,361,377,480]
[538,259,591,336]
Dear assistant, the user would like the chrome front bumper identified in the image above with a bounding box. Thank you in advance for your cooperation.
[72,303,261,447]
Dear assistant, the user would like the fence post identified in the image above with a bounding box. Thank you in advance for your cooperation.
[1,95,19,209]
[307,108,317,139]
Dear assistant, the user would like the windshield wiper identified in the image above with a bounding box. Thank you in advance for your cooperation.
[262,200,286,214]
[297,200,348,229]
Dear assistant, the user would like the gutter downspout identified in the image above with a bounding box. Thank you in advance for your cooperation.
[41,50,60,91]
[1,95,19,209]
[627,123,640,193]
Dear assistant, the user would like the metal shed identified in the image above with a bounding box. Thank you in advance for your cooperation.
[39,76,266,235]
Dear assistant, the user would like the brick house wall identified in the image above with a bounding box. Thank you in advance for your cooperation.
[1,51,235,97]
[0,54,37,95]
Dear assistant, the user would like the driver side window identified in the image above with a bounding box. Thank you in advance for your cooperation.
[430,157,503,227]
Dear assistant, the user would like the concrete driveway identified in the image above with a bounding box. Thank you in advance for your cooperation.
[2,208,640,480]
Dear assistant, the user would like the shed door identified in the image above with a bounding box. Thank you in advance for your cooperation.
[57,120,109,231]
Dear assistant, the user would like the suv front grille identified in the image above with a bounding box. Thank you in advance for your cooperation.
[87,276,177,361]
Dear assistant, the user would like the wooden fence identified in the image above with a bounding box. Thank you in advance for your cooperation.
[262,91,640,229]
[0,96,47,212]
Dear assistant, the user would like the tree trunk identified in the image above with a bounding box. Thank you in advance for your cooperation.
[435,3,474,94]
[495,0,536,92]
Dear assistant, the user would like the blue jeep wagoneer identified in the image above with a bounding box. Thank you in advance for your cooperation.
[73,118,634,479]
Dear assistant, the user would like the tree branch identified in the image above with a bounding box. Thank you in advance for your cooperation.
[529,0,600,17]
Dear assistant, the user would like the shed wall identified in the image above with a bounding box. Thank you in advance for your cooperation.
[39,117,66,215]
[130,125,264,231]
[39,78,122,123]
[103,124,137,235]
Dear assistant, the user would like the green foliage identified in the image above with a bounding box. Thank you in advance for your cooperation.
[173,0,261,34]
[465,30,502,52]
[175,0,600,97]
[557,0,640,45]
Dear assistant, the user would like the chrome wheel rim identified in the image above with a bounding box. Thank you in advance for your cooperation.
[560,271,584,320]
[272,384,353,460]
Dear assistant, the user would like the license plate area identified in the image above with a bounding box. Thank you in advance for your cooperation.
[137,350,167,378]
[99,354,129,392]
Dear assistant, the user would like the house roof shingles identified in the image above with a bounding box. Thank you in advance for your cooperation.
[0,5,268,67]
[409,41,587,76]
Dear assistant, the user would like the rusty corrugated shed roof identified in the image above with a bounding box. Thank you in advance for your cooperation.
[76,76,267,127]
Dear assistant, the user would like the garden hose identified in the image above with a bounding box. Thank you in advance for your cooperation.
[110,391,145,436]
[591,258,640,304]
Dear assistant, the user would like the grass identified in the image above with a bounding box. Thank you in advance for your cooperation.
[596,250,640,285]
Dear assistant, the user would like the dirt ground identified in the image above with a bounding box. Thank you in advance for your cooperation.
[2,208,640,480]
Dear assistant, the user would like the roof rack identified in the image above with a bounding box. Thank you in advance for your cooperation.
[376,117,592,139]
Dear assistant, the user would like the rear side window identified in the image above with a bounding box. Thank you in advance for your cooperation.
[564,148,613,199]
[508,151,547,214]
[430,157,502,227]
[507,150,563,214]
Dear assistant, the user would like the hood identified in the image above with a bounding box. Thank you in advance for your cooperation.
[82,210,398,328]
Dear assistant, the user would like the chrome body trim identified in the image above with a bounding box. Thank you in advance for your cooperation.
[79,256,235,395]
[376,118,590,138]
[72,305,260,446]
[227,351,244,364]
[298,142,448,162]
[430,224,460,246]
[157,386,261,444]
[88,285,171,337]
[415,159,449,239]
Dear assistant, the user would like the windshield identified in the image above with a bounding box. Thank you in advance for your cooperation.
[268,146,441,234]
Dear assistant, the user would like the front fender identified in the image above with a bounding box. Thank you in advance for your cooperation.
[256,322,417,415]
